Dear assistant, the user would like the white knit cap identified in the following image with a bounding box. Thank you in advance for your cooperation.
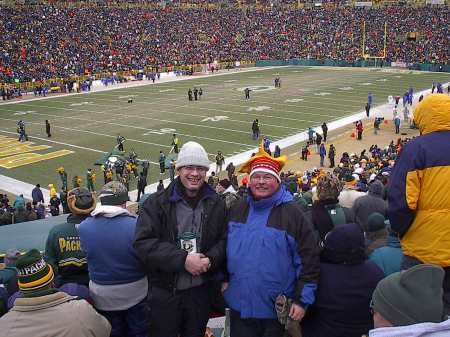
[175,141,210,170]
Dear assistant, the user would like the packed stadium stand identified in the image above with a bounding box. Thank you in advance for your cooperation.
[0,3,448,82]
[1,2,450,337]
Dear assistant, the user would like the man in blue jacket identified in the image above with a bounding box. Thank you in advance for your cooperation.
[224,143,320,337]
[79,181,147,337]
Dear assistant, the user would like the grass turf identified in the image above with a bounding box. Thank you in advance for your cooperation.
[0,66,448,191]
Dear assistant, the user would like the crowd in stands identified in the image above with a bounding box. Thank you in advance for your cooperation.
[1,94,449,337]
[0,4,448,83]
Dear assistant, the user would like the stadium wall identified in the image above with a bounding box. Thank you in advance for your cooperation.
[256,59,450,72]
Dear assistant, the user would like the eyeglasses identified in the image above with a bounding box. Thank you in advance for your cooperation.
[182,166,207,173]
[250,174,277,182]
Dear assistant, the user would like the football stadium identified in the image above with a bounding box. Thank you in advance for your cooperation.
[0,1,449,336]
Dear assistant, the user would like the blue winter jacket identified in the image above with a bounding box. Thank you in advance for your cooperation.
[79,213,146,285]
[225,185,319,319]
[369,235,403,276]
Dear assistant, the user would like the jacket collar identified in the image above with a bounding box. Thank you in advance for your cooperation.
[248,184,293,210]
[169,178,216,203]
[12,291,76,312]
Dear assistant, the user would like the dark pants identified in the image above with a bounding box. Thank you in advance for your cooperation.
[137,186,146,202]
[148,284,211,337]
[395,125,400,134]
[230,309,284,337]
[99,300,148,337]
[357,131,362,140]
[402,255,450,315]
[329,156,335,168]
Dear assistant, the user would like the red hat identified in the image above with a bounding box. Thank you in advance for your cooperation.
[239,142,286,182]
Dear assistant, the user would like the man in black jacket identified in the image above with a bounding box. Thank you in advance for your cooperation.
[134,141,227,337]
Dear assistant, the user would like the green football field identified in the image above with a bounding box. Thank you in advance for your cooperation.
[0,66,448,191]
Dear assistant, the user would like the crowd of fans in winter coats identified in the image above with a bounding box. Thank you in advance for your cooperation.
[0,4,448,83]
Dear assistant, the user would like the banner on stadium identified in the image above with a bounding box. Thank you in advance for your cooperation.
[391,62,408,69]
[354,2,373,7]
[426,0,444,4]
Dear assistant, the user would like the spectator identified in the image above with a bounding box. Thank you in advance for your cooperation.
[226,162,235,181]
[0,249,111,337]
[388,94,450,314]
[208,171,219,189]
[312,174,354,242]
[215,178,239,210]
[338,174,366,208]
[352,180,387,231]
[31,184,44,204]
[365,213,389,255]
[79,182,147,337]
[45,187,96,287]
[24,202,37,221]
[34,201,46,219]
[134,141,227,337]
[369,225,403,276]
[49,194,61,216]
[13,206,27,223]
[224,145,319,337]
[302,223,384,337]
[215,151,225,173]
[315,133,323,153]
[328,144,336,168]
[0,249,21,298]
[394,115,401,134]
[370,264,450,335]
[319,143,326,167]
[12,194,25,209]
[156,179,164,192]
[136,171,147,202]
[321,122,328,142]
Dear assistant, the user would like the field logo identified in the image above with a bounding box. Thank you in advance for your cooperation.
[70,101,93,107]
[285,98,304,103]
[247,106,271,112]
[0,135,73,169]
[14,111,36,115]
[237,86,275,93]
[339,87,353,91]
[143,128,176,136]
[201,116,229,122]
[119,95,138,99]
[314,92,331,96]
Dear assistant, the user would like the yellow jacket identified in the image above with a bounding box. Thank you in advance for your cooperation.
[388,94,450,266]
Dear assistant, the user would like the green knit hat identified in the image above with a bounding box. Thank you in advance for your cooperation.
[372,264,445,326]
[16,249,54,292]
[367,212,386,232]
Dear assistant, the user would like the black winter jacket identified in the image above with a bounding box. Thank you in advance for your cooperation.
[134,179,227,290]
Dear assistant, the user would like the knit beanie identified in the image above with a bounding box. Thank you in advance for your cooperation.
[98,181,129,206]
[317,174,342,200]
[367,212,386,232]
[372,264,445,326]
[16,249,54,292]
[67,187,96,215]
[175,141,210,170]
